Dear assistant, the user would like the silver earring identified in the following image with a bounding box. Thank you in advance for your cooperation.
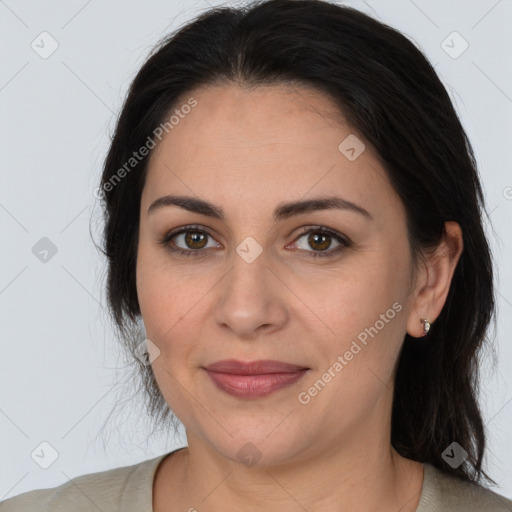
[421,318,431,337]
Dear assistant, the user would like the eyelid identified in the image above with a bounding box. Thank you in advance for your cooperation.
[159,224,351,257]
[288,226,351,257]
[159,224,220,253]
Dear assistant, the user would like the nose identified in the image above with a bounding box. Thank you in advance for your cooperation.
[213,244,289,340]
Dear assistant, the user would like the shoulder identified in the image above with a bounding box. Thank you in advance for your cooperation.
[417,463,512,512]
[0,453,168,512]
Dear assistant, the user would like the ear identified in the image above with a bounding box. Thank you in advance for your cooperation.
[406,221,464,338]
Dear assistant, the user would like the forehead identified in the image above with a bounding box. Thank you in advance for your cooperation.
[151,83,359,161]
[142,84,399,220]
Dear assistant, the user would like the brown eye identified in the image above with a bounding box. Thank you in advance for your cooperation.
[183,230,209,249]
[306,232,332,251]
[159,225,220,256]
[160,225,350,259]
[292,227,351,258]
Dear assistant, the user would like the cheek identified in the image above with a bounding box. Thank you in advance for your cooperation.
[136,252,214,386]
[137,269,198,343]
[136,232,202,338]
[136,264,201,415]
[304,253,408,371]
[307,260,395,329]
[295,262,407,420]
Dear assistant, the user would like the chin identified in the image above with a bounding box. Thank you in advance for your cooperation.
[201,426,313,469]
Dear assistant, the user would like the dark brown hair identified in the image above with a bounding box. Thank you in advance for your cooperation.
[96,0,497,485]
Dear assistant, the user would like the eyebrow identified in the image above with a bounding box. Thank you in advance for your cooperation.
[147,194,373,221]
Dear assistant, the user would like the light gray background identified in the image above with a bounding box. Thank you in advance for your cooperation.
[1,0,511,501]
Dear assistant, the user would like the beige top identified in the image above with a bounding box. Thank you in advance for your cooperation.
[1,447,511,511]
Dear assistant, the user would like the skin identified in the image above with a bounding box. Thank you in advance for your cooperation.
[135,84,463,512]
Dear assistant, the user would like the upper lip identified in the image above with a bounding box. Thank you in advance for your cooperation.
[204,359,309,375]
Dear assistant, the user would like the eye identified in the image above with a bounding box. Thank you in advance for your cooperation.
[290,226,351,258]
[159,225,351,258]
[158,225,220,257]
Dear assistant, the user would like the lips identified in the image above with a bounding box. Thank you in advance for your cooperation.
[203,359,310,399]
[204,359,309,375]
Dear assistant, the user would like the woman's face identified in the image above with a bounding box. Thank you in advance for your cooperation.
[136,84,424,465]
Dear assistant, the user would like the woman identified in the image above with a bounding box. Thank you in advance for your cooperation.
[2,0,511,510]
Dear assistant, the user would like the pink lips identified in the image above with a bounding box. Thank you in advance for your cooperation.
[203,359,309,399]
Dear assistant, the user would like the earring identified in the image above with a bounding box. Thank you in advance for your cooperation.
[421,318,431,337]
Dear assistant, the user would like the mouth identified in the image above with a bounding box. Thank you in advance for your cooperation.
[202,359,310,399]
[204,359,309,374]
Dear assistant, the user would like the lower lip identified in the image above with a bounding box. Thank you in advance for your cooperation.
[204,369,308,399]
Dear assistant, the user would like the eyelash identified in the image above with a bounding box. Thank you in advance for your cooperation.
[158,224,352,258]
